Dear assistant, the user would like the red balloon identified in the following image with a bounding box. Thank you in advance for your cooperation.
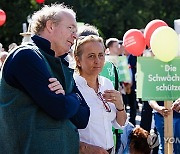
[123,29,146,56]
[144,19,168,47]
[36,0,45,4]
[0,9,6,26]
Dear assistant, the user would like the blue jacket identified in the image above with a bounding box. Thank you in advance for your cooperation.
[0,35,90,154]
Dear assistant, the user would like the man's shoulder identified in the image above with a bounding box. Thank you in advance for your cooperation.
[9,43,40,59]
[3,43,43,71]
[11,43,37,53]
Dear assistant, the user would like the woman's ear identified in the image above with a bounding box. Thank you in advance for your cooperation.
[75,56,81,67]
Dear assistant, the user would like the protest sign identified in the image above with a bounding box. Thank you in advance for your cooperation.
[137,57,180,101]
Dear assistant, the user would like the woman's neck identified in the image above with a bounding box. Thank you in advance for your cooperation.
[81,74,99,93]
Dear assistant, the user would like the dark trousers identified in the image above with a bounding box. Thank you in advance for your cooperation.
[124,90,137,125]
[140,101,159,154]
[140,101,152,132]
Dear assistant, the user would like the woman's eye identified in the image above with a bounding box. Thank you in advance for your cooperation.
[99,54,105,58]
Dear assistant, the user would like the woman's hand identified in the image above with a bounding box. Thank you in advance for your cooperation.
[102,90,124,110]
[48,78,65,95]
[172,98,180,113]
[102,90,127,126]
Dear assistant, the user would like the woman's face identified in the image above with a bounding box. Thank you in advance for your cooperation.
[77,41,105,78]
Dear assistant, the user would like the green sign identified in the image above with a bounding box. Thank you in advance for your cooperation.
[137,57,180,101]
[100,61,116,87]
[100,56,131,85]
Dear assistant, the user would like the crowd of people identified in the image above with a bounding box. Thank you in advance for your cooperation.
[0,3,180,154]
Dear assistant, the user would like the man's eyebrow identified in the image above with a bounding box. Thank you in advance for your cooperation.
[71,24,77,28]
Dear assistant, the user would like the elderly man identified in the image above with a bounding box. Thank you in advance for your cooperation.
[0,4,89,154]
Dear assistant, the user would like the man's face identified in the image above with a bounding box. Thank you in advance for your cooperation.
[109,41,121,55]
[50,12,77,57]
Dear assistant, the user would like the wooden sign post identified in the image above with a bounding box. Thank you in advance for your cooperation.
[164,101,173,154]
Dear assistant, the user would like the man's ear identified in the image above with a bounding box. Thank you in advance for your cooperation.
[46,20,54,32]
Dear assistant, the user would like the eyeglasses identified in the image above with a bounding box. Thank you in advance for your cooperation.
[97,92,111,112]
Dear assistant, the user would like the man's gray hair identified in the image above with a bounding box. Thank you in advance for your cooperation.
[31,3,76,35]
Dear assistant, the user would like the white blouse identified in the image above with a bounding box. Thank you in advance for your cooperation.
[74,74,122,150]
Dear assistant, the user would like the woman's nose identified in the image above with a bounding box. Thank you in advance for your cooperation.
[94,56,101,63]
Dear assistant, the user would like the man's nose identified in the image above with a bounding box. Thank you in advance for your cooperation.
[72,32,78,40]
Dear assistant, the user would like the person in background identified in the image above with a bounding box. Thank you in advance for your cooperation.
[0,43,5,52]
[123,49,137,126]
[0,43,3,52]
[68,23,100,69]
[0,51,8,70]
[172,98,180,113]
[128,127,152,154]
[140,48,154,133]
[0,4,89,154]
[171,99,180,153]
[8,42,18,52]
[149,100,180,154]
[105,38,122,56]
[105,37,130,153]
[78,23,99,37]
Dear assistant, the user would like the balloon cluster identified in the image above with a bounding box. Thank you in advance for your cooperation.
[123,19,179,62]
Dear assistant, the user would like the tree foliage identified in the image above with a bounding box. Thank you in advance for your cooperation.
[0,0,180,49]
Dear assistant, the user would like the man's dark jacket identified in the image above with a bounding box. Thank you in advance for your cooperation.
[0,35,90,154]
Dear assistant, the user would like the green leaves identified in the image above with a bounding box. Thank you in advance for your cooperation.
[0,0,180,49]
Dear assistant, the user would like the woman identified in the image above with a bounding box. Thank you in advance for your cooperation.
[74,35,127,154]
